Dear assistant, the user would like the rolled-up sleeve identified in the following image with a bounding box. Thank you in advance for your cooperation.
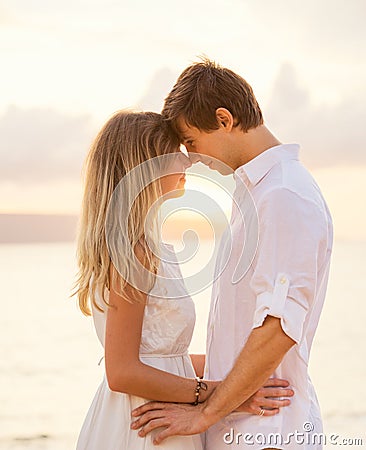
[250,187,326,344]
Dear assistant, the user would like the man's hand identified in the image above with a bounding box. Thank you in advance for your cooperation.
[130,377,294,444]
[236,377,293,416]
[131,402,213,445]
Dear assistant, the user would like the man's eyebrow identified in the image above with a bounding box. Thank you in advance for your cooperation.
[181,135,192,142]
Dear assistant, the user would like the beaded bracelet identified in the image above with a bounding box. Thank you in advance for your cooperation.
[192,376,208,405]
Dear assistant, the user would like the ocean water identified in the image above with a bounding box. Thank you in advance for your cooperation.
[0,240,365,449]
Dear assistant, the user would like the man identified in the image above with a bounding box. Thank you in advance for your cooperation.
[131,59,333,449]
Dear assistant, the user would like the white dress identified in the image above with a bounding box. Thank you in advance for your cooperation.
[76,244,203,450]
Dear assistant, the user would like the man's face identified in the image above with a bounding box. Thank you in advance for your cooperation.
[177,116,233,175]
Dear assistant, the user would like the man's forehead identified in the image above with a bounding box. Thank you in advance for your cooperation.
[176,117,194,138]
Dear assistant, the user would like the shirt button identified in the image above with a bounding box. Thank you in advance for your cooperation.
[280,277,287,284]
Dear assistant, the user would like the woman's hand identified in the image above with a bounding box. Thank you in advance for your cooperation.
[235,378,294,416]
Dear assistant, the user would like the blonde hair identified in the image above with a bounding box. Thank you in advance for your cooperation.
[72,111,180,316]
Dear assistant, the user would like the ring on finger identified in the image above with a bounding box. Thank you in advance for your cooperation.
[258,408,265,417]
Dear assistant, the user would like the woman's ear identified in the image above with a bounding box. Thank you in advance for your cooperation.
[215,108,234,131]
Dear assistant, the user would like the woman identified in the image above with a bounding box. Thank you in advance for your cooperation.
[73,111,292,449]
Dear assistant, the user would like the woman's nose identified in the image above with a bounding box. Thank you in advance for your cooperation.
[185,155,192,169]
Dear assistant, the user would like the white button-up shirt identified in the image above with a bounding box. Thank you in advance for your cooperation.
[204,144,333,449]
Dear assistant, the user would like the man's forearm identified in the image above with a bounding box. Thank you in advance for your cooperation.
[202,316,296,423]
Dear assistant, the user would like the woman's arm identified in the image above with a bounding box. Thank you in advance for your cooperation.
[105,278,293,411]
[105,260,293,411]
[189,354,205,378]
[104,266,218,403]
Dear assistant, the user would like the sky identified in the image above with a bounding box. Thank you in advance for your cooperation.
[0,0,365,240]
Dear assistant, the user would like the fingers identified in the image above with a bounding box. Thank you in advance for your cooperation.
[132,401,166,417]
[262,408,280,417]
[244,396,291,416]
[153,426,176,445]
[253,387,293,409]
[244,385,293,417]
[263,378,290,388]
[131,410,166,429]
[137,418,169,437]
[260,398,291,409]
[257,387,294,399]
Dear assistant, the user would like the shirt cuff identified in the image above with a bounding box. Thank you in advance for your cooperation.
[252,273,307,344]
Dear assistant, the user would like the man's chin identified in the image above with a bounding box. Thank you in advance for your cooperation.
[208,165,232,176]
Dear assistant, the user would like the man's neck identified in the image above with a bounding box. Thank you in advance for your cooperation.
[233,125,282,169]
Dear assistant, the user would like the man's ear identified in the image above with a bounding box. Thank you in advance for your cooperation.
[215,108,234,131]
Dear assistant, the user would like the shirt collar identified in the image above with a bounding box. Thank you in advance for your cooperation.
[234,143,300,187]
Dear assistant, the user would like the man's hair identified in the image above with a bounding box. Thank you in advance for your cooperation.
[162,58,263,134]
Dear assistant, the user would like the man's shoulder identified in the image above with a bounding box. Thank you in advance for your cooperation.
[257,160,324,206]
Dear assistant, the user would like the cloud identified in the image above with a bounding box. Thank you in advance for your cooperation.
[248,0,366,62]
[265,62,366,168]
[0,6,13,25]
[137,63,366,169]
[136,67,178,112]
[1,59,365,193]
[0,106,96,183]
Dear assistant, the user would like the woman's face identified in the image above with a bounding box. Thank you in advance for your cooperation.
[160,149,192,199]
